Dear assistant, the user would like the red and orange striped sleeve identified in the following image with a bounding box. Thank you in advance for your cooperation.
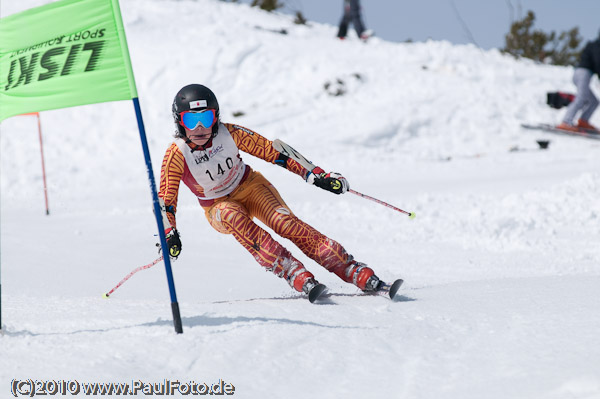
[225,123,308,179]
[159,142,184,228]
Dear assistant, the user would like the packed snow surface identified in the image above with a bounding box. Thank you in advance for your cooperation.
[1,0,599,398]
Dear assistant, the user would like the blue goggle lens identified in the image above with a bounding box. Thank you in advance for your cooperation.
[181,110,215,130]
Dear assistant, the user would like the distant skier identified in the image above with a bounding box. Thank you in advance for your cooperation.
[558,32,600,133]
[159,84,392,301]
[337,0,373,41]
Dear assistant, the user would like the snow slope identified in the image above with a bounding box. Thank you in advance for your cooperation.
[1,0,600,398]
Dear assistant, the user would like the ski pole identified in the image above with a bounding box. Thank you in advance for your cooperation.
[103,255,164,298]
[272,139,416,219]
[349,189,416,219]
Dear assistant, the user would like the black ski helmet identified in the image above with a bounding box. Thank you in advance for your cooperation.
[172,84,220,138]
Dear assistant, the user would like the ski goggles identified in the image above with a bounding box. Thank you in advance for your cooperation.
[179,109,216,130]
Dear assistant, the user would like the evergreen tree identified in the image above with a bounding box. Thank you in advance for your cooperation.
[251,0,283,12]
[503,11,582,66]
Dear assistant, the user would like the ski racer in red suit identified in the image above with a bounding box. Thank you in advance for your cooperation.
[159,84,386,301]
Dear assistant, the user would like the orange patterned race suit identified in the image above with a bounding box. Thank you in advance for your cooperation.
[159,123,375,292]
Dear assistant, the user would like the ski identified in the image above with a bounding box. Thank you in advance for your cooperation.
[376,279,404,300]
[303,279,403,302]
[308,283,328,303]
[521,123,600,140]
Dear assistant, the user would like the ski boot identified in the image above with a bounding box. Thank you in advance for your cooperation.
[577,119,600,133]
[557,122,581,133]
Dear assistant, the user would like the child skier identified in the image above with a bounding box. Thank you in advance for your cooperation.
[159,84,395,301]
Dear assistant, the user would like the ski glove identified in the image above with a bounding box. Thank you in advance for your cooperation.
[307,166,349,195]
[165,228,182,259]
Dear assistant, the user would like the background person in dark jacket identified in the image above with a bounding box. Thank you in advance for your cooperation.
[559,32,600,133]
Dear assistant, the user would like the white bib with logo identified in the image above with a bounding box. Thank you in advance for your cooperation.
[175,123,246,199]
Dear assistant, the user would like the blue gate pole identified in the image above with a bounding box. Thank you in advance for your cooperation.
[132,97,183,334]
